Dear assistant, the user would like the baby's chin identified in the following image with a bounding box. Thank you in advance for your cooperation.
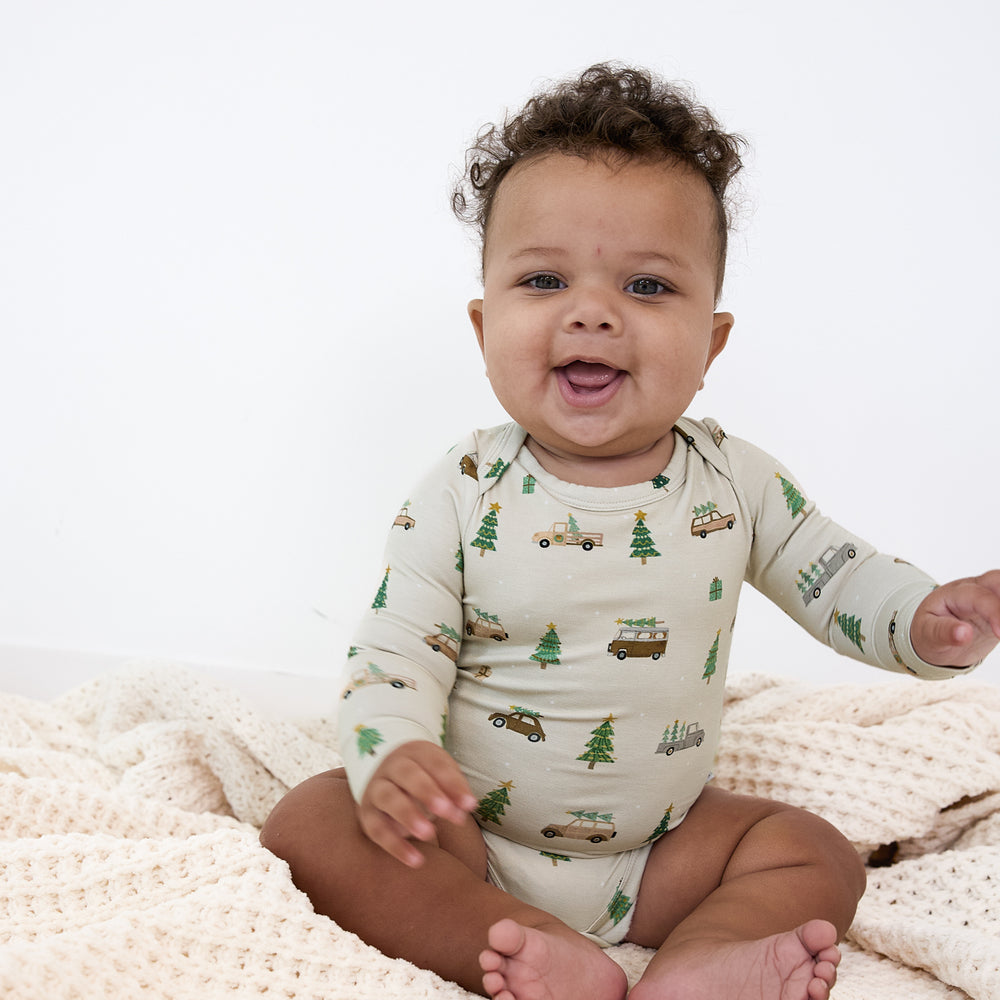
[524,429,678,487]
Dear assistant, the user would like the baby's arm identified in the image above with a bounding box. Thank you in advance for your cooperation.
[338,433,489,862]
[357,741,478,868]
[910,570,1000,667]
[721,424,991,678]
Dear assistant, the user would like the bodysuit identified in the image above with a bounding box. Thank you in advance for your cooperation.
[338,418,960,942]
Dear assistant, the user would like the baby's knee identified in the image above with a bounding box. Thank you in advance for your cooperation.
[259,767,353,866]
[762,803,867,902]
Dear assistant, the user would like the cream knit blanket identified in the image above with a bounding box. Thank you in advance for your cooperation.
[0,665,997,999]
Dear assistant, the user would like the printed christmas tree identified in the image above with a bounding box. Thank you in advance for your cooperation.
[835,608,867,652]
[471,502,502,557]
[372,566,390,613]
[607,888,633,926]
[454,545,464,573]
[567,513,580,532]
[476,780,515,826]
[354,724,384,757]
[693,501,718,518]
[540,851,573,866]
[509,705,541,717]
[663,719,682,743]
[485,458,509,479]
[530,623,561,668]
[651,473,670,490]
[630,510,660,565]
[616,616,659,628]
[796,563,822,595]
[775,473,806,518]
[702,630,721,684]
[577,714,617,769]
[645,803,674,842]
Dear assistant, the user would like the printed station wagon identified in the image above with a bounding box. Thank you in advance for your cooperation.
[342,665,416,699]
[690,510,736,537]
[466,612,509,641]
[423,631,459,661]
[540,817,617,843]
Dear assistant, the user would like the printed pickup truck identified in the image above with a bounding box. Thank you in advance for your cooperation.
[532,522,604,550]
[802,542,857,606]
[655,722,705,756]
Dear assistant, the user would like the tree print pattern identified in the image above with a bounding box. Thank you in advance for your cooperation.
[775,473,806,518]
[530,623,561,668]
[371,566,390,612]
[578,714,617,769]
[645,803,674,842]
[607,888,633,926]
[471,502,501,557]
[355,724,384,757]
[836,609,867,652]
[702,630,721,683]
[476,780,514,826]
[630,510,660,565]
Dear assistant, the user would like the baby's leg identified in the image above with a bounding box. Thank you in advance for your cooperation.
[260,769,627,1000]
[625,786,866,1000]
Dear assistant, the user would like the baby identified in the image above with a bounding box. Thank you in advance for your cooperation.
[261,64,1000,1000]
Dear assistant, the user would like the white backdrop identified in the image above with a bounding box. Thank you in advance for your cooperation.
[2,0,998,695]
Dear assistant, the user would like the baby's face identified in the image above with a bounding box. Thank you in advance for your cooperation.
[468,153,732,485]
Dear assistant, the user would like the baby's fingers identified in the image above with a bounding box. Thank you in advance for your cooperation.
[357,796,428,868]
[416,754,479,822]
[389,742,478,823]
[365,769,441,842]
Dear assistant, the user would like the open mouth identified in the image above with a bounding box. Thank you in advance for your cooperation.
[556,361,626,406]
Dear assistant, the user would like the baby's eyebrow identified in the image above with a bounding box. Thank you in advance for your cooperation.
[507,246,566,262]
[628,250,687,270]
[506,246,688,270]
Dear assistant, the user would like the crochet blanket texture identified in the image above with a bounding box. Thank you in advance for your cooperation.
[0,665,997,999]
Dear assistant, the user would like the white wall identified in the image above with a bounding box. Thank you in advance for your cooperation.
[2,0,998,696]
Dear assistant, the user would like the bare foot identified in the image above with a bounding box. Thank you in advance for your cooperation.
[478,917,628,1000]
[630,920,841,1000]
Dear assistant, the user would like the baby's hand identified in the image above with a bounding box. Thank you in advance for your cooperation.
[357,740,478,868]
[910,570,1000,668]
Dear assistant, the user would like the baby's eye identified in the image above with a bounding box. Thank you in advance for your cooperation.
[627,277,668,296]
[524,273,565,291]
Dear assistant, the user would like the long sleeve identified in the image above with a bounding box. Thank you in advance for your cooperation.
[717,425,963,680]
[336,430,490,801]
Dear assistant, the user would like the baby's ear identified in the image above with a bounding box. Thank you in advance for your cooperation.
[468,299,486,354]
[706,312,733,370]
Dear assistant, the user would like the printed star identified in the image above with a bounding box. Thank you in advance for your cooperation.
[498,780,516,791]
[634,510,647,521]
[603,714,617,724]
[489,502,502,512]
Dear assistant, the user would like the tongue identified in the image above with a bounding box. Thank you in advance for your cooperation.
[563,361,620,390]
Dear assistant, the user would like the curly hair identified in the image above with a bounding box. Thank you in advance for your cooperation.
[452,63,746,298]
